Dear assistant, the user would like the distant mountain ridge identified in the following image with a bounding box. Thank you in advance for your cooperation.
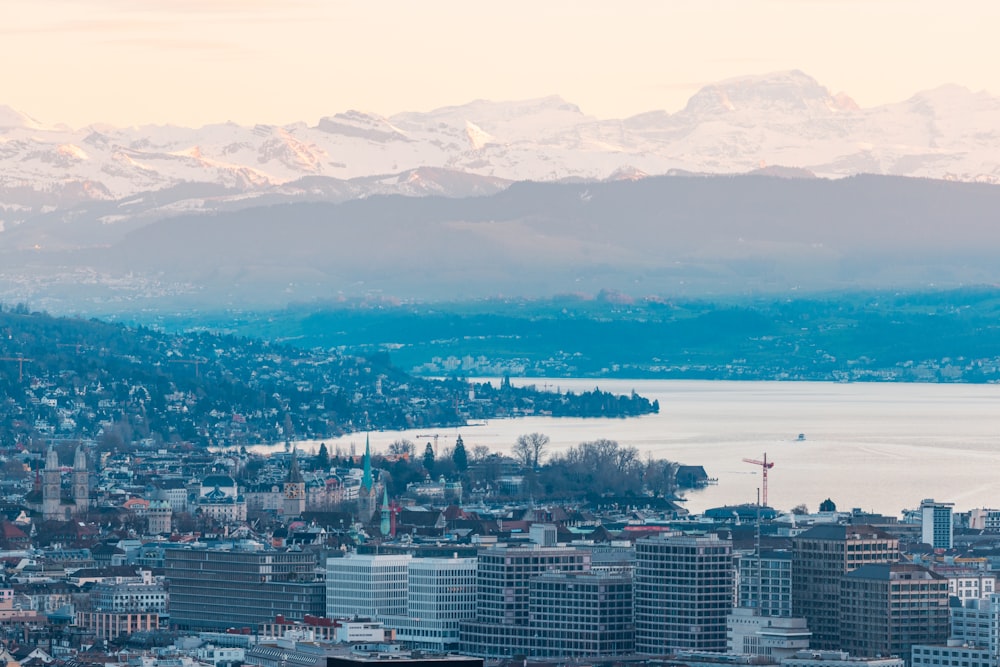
[5,173,1000,312]
[3,70,1000,231]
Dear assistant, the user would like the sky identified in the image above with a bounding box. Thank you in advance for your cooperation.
[3,0,998,129]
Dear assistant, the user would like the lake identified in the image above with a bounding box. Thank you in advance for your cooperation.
[279,379,1000,517]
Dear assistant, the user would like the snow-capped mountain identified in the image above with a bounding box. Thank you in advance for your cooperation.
[3,70,1000,231]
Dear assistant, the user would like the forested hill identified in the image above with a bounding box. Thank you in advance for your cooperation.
[0,307,656,449]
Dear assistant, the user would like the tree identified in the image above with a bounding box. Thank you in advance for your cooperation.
[471,445,491,462]
[513,432,549,469]
[452,435,468,472]
[422,442,435,476]
[791,503,809,515]
[387,439,415,458]
[316,442,330,470]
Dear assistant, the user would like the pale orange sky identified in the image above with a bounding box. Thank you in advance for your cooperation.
[2,0,996,128]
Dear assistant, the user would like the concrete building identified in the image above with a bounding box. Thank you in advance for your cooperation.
[727,608,812,659]
[792,525,899,650]
[839,563,949,661]
[75,611,159,641]
[326,553,412,621]
[738,549,793,617]
[460,544,591,657]
[968,509,1000,532]
[382,556,477,652]
[165,544,326,631]
[634,533,732,654]
[950,594,1000,656]
[911,643,995,667]
[528,571,634,658]
[921,500,955,550]
[781,651,905,667]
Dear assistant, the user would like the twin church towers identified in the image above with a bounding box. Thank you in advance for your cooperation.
[40,445,90,521]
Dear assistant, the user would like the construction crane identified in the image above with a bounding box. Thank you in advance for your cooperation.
[415,434,445,456]
[0,356,33,382]
[168,358,205,379]
[743,453,775,507]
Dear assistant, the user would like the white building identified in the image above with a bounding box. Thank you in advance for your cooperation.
[911,643,996,667]
[93,580,168,613]
[197,474,247,523]
[950,594,1000,655]
[921,499,955,549]
[326,553,411,621]
[727,608,811,659]
[781,651,905,667]
[969,509,1000,532]
[737,549,793,617]
[382,556,478,651]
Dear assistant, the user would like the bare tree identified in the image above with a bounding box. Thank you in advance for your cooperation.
[387,439,415,458]
[513,432,549,469]
[471,445,491,462]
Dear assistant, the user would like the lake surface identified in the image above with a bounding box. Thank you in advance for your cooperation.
[279,379,1000,518]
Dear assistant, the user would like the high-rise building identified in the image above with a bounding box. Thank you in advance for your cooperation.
[383,556,478,652]
[920,499,954,550]
[165,545,326,631]
[792,525,899,650]
[460,544,591,657]
[528,571,634,658]
[326,552,412,621]
[634,533,733,654]
[737,549,793,617]
[839,563,949,660]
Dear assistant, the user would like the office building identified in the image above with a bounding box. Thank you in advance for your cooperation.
[165,544,326,631]
[326,553,411,621]
[839,563,949,660]
[738,549,793,617]
[460,544,591,657]
[529,571,634,658]
[921,500,955,550]
[382,556,478,652]
[634,533,732,654]
[792,525,899,650]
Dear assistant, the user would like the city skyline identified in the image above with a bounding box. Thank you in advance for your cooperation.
[3,0,998,128]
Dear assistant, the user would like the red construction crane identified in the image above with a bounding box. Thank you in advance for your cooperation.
[743,453,775,507]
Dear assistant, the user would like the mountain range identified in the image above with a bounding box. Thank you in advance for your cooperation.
[4,69,1000,312]
[3,70,1000,232]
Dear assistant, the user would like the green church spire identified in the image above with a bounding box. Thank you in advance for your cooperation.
[361,433,373,490]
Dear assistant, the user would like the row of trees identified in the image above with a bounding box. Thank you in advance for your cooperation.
[370,432,682,501]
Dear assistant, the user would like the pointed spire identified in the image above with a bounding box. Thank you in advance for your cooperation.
[362,434,373,490]
[287,448,303,483]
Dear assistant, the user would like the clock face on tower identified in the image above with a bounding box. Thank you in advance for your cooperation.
[285,484,302,499]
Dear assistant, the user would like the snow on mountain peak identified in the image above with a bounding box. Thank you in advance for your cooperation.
[465,121,494,150]
[3,71,1000,223]
[0,105,44,130]
[681,69,837,115]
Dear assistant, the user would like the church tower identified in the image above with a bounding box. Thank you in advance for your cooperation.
[73,445,90,514]
[380,487,392,537]
[42,446,61,521]
[358,435,377,523]
[282,449,306,518]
